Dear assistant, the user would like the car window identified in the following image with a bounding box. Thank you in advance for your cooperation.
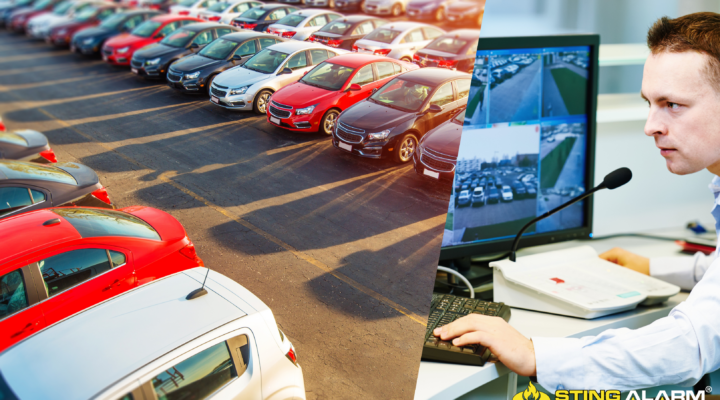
[200,38,237,59]
[227,334,251,375]
[430,82,454,107]
[258,37,277,49]
[370,77,432,112]
[52,208,161,240]
[422,26,443,40]
[132,20,162,37]
[109,250,127,267]
[0,187,33,216]
[300,61,354,91]
[234,40,256,57]
[363,28,400,44]
[375,61,395,80]
[0,270,28,320]
[456,79,470,100]
[267,8,287,20]
[192,30,214,46]
[38,249,112,297]
[180,19,198,26]
[96,8,115,21]
[243,48,288,73]
[393,62,401,74]
[285,51,307,70]
[401,28,424,44]
[351,64,374,86]
[157,21,179,36]
[122,15,145,31]
[216,27,234,37]
[352,21,373,35]
[0,161,76,185]
[425,36,468,55]
[151,342,237,400]
[309,49,329,65]
[232,2,250,12]
[319,19,350,34]
[307,14,327,27]
[162,29,195,47]
[327,50,337,58]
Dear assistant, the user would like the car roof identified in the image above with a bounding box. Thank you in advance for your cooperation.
[376,21,431,31]
[221,31,277,42]
[151,14,199,23]
[326,53,394,68]
[0,270,249,400]
[0,209,81,266]
[286,8,331,17]
[266,40,329,53]
[397,67,469,86]
[334,15,382,23]
[440,29,482,40]
[256,3,289,9]
[182,21,224,31]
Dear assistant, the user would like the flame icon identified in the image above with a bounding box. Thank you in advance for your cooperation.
[512,382,551,400]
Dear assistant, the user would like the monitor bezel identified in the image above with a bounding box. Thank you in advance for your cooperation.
[439,33,600,261]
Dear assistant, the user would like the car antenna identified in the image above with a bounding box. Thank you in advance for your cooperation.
[186,268,210,300]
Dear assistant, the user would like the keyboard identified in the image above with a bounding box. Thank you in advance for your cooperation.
[422,293,511,366]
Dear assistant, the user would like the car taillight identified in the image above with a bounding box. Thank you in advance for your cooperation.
[208,16,220,21]
[91,187,112,205]
[373,48,391,56]
[0,119,5,131]
[149,4,160,9]
[286,347,298,366]
[438,59,459,69]
[281,31,296,38]
[413,53,420,61]
[39,149,57,163]
[180,243,204,266]
[243,23,257,30]
[327,39,342,48]
[351,44,358,52]
[178,10,189,15]
[308,35,317,42]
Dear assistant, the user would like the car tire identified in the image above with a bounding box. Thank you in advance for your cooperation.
[401,56,412,62]
[206,74,216,94]
[391,2,402,16]
[434,7,444,21]
[393,133,418,163]
[320,109,339,136]
[254,89,272,114]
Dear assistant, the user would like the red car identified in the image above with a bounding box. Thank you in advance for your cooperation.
[0,206,204,352]
[7,0,62,33]
[102,14,202,66]
[267,54,419,135]
[47,3,123,47]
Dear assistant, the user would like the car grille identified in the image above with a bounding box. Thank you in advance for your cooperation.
[424,147,454,160]
[131,59,143,68]
[271,100,292,110]
[421,153,454,172]
[167,71,182,82]
[211,87,226,97]
[336,122,364,144]
[269,105,291,119]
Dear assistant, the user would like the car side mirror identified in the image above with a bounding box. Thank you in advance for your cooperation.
[347,83,361,91]
[428,104,442,113]
[371,87,378,93]
[154,33,165,39]
[190,43,199,49]
[277,67,292,75]
[232,54,242,60]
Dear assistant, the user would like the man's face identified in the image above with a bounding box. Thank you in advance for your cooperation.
[642,51,720,175]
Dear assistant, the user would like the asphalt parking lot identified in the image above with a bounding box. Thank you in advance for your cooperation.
[0,30,455,399]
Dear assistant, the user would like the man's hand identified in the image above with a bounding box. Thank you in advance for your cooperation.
[599,247,650,275]
[433,314,537,376]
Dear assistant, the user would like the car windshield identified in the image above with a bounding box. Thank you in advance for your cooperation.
[32,0,52,11]
[199,38,237,60]
[53,1,72,14]
[363,28,400,44]
[0,161,77,185]
[300,61,354,91]
[318,20,350,34]
[52,208,161,240]
[239,7,265,19]
[369,78,432,112]
[276,13,304,27]
[99,13,126,30]
[243,48,288,74]
[178,0,196,6]
[207,1,229,11]
[74,7,98,22]
[161,28,194,47]
[425,37,468,54]
[452,108,465,124]
[131,20,161,37]
[0,133,27,146]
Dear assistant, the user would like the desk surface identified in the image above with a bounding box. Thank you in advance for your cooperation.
[414,230,697,400]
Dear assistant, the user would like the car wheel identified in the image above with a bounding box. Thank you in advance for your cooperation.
[206,74,216,94]
[435,7,444,21]
[320,109,339,135]
[393,133,418,163]
[254,89,272,114]
[401,56,412,62]
[391,2,402,16]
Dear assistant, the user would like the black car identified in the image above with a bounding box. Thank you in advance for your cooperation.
[511,180,527,198]
[406,0,448,21]
[131,22,239,79]
[413,29,479,73]
[333,0,362,12]
[486,185,499,204]
[446,0,483,27]
[333,68,470,163]
[71,10,160,56]
[413,106,464,181]
[0,160,114,219]
[167,32,285,93]
[309,15,386,51]
[230,4,298,32]
[0,130,56,163]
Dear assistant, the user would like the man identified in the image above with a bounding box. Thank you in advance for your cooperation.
[434,12,720,391]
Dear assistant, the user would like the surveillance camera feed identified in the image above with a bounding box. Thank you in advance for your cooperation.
[443,46,590,248]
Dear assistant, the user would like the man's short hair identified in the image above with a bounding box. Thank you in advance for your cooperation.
[648,12,720,91]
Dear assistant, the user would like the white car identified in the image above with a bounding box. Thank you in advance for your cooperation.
[363,0,408,16]
[353,21,444,62]
[198,0,263,24]
[209,40,345,114]
[471,187,484,206]
[501,185,513,202]
[26,0,105,39]
[457,189,470,207]
[266,8,341,41]
[0,268,306,400]
[170,0,219,17]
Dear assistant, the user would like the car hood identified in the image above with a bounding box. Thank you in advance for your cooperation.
[13,129,49,149]
[171,53,225,72]
[53,19,86,30]
[214,66,269,88]
[105,33,151,48]
[73,25,115,40]
[55,162,99,187]
[272,81,339,108]
[417,48,457,59]
[422,120,461,158]
[340,100,416,131]
[134,42,183,59]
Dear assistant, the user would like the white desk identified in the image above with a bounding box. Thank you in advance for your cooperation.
[415,230,699,400]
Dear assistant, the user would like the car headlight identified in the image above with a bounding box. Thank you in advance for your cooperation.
[146,57,161,66]
[185,71,200,80]
[295,104,316,115]
[82,37,93,45]
[367,129,390,140]
[229,86,249,95]
[117,46,130,54]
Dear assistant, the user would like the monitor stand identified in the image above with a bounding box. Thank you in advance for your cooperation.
[435,255,502,300]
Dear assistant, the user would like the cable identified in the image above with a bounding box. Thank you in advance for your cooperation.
[583,233,682,242]
[437,266,475,299]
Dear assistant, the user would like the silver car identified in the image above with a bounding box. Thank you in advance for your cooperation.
[26,0,105,39]
[266,9,342,41]
[198,0,263,24]
[353,21,444,62]
[363,0,408,16]
[209,40,346,114]
[170,0,220,18]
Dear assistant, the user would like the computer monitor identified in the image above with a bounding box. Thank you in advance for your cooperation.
[439,34,600,261]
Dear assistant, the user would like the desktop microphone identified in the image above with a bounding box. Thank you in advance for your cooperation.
[509,167,632,261]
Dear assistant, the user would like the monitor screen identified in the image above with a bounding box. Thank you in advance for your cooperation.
[440,35,599,260]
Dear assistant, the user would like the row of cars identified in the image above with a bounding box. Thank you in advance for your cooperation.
[454,171,538,207]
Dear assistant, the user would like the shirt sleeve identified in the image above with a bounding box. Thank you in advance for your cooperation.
[650,251,716,291]
[533,257,720,391]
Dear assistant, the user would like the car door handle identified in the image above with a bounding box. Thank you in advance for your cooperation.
[11,321,39,338]
[103,279,122,291]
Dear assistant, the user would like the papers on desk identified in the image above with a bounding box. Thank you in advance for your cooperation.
[490,246,680,319]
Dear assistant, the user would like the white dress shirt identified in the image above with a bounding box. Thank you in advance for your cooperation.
[533,176,720,391]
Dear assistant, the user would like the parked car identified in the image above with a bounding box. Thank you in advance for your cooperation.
[471,186,484,206]
[6,0,62,33]
[209,41,344,114]
[412,29,479,73]
[524,181,537,197]
[0,267,306,399]
[0,206,205,350]
[334,0,364,12]
[457,189,470,207]
[445,0,484,27]
[26,0,101,39]
[198,0,263,24]
[70,10,160,55]
[0,0,33,28]
[363,0,409,17]
[352,21,444,62]
[268,54,417,135]
[168,32,285,93]
[332,68,470,163]
[511,180,526,199]
[486,184,499,203]
[0,160,114,219]
[47,3,124,47]
[170,0,220,18]
[406,0,451,22]
[102,15,202,66]
[131,22,238,79]
[308,15,385,51]
[413,105,462,181]
[230,4,298,32]
[500,184,513,202]
[0,130,56,163]
[266,9,342,41]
